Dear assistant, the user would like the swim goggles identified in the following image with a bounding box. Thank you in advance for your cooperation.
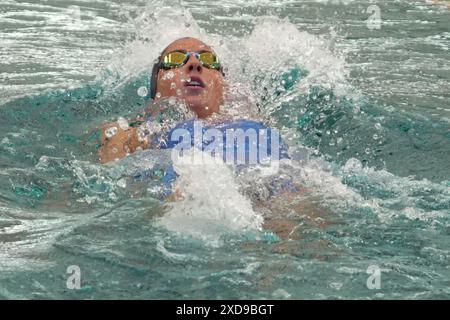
[161,51,221,70]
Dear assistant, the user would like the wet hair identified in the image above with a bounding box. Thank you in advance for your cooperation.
[149,38,225,100]
[149,58,161,100]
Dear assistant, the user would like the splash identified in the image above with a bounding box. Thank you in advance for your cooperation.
[157,148,263,243]
[100,0,351,117]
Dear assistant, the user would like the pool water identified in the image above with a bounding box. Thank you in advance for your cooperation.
[0,0,449,299]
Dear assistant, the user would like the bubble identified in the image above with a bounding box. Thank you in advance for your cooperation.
[170,82,176,89]
[117,117,129,130]
[176,89,182,96]
[344,158,363,171]
[137,128,147,142]
[156,92,161,99]
[105,126,118,138]
[372,134,379,140]
[116,178,127,188]
[137,86,148,97]
[112,147,118,154]
[168,97,177,105]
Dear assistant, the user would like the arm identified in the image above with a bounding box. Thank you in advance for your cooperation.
[98,119,149,164]
[97,103,175,163]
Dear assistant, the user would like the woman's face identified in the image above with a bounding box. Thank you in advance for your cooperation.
[155,38,225,119]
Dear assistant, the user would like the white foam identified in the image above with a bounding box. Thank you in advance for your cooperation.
[156,148,263,242]
[101,2,205,87]
[101,1,352,104]
[338,158,450,223]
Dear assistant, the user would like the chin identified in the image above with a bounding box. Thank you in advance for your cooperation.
[189,105,210,118]
[185,98,210,117]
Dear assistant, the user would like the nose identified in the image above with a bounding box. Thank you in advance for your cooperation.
[185,54,202,73]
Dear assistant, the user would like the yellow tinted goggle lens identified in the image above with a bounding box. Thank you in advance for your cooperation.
[198,52,219,67]
[164,52,187,66]
[162,51,220,69]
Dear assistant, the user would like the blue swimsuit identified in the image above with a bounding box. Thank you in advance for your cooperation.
[132,119,298,197]
[158,119,289,160]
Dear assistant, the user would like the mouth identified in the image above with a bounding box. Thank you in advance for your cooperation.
[184,76,205,89]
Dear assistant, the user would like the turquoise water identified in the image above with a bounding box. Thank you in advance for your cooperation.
[1,0,449,299]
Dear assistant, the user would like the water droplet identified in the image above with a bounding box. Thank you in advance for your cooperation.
[117,178,127,188]
[162,71,174,80]
[168,97,177,105]
[155,92,161,99]
[170,82,176,89]
[137,86,148,97]
[117,117,129,130]
[105,126,118,138]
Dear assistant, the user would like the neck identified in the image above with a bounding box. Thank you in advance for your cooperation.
[191,104,219,119]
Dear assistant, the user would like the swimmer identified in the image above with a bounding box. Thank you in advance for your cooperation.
[97,37,328,241]
[98,37,225,163]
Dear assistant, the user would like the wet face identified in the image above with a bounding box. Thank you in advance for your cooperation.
[155,38,224,119]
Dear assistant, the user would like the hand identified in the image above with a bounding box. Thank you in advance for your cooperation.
[98,120,147,164]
